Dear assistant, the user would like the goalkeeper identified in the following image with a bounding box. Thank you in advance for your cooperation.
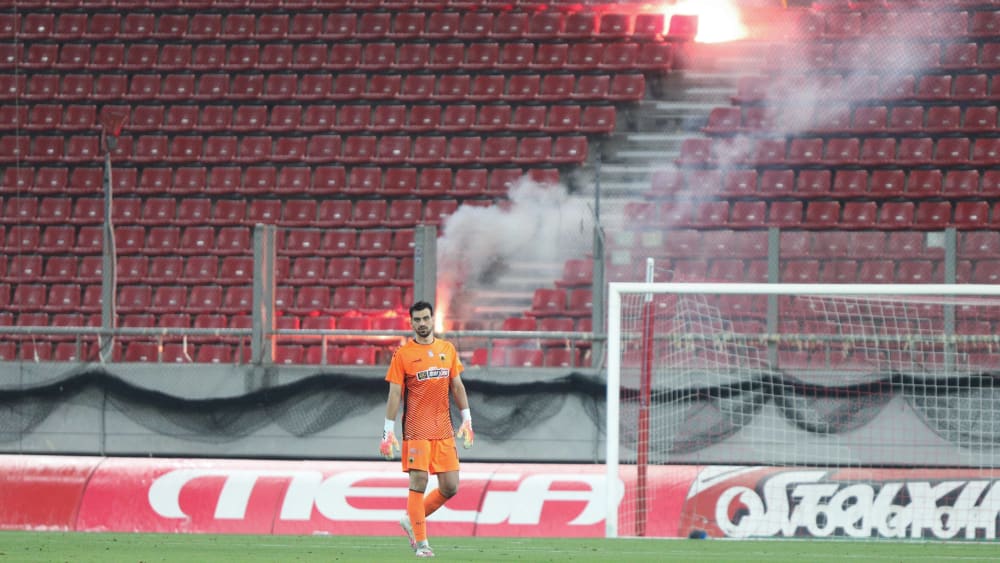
[381,301,473,558]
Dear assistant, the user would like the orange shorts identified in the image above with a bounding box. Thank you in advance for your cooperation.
[401,437,460,474]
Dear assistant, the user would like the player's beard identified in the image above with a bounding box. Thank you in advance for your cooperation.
[415,325,432,339]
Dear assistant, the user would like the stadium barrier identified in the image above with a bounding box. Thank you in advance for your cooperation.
[0,455,683,537]
[2,455,998,539]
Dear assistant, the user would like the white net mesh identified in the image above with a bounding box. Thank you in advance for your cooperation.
[608,283,1000,540]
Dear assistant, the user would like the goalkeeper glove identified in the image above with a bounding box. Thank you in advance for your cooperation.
[380,419,399,459]
[456,409,474,449]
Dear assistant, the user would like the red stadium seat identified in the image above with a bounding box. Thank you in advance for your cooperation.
[404,104,441,132]
[282,229,321,257]
[317,199,352,226]
[304,135,343,163]
[441,136,479,164]
[572,74,610,101]
[857,260,895,284]
[327,286,366,315]
[608,73,646,102]
[954,74,989,100]
[941,170,979,196]
[829,169,867,198]
[965,106,998,132]
[496,42,533,71]
[311,166,347,195]
[439,105,476,132]
[215,227,251,255]
[286,257,326,286]
[367,74,402,100]
[117,285,151,314]
[291,43,327,70]
[423,199,458,225]
[356,229,394,256]
[282,199,318,227]
[514,136,551,164]
[452,168,487,197]
[973,138,1000,163]
[361,42,396,71]
[579,105,616,134]
[551,136,588,164]
[878,201,915,229]
[858,138,896,166]
[245,199,281,225]
[370,104,406,132]
[326,256,362,286]
[561,12,596,39]
[936,137,972,165]
[904,169,942,199]
[254,13,289,41]
[914,201,952,229]
[341,166,379,196]
[430,74,469,102]
[923,105,961,133]
[337,104,371,132]
[217,256,252,285]
[526,288,567,318]
[268,166,309,195]
[340,345,379,366]
[886,137,928,166]
[954,201,990,229]
[300,105,337,132]
[463,42,500,71]
[600,42,639,71]
[491,10,529,39]
[599,13,630,39]
[425,43,463,72]
[375,135,411,164]
[187,285,222,314]
[384,199,421,226]
[340,135,376,163]
[457,11,492,39]
[346,199,387,228]
[357,12,391,39]
[234,135,271,164]
[356,256,399,288]
[543,105,581,133]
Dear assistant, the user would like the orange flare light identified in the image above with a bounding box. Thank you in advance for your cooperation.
[434,283,451,334]
[670,0,747,43]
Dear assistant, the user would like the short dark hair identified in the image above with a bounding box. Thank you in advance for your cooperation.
[409,301,434,317]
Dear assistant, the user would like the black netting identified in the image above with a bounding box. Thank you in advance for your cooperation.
[621,371,1000,460]
[0,370,606,445]
[0,369,998,460]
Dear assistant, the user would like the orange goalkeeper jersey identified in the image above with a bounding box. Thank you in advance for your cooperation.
[385,337,464,441]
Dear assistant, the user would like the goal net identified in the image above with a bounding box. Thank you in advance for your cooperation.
[606,282,1000,540]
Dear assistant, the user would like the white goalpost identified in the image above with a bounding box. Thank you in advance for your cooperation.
[606,281,1000,540]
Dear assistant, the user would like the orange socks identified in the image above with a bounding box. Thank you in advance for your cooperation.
[423,488,448,517]
[407,489,427,542]
[410,488,452,541]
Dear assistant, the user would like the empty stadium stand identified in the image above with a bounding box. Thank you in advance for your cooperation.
[10,1,995,371]
[2,1,681,366]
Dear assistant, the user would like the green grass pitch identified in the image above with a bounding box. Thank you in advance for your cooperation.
[0,531,997,562]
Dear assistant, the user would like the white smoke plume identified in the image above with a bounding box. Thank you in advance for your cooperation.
[661,5,951,200]
[436,177,595,302]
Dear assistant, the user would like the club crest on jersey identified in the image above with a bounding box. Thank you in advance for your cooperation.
[416,367,449,381]
[439,353,446,361]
